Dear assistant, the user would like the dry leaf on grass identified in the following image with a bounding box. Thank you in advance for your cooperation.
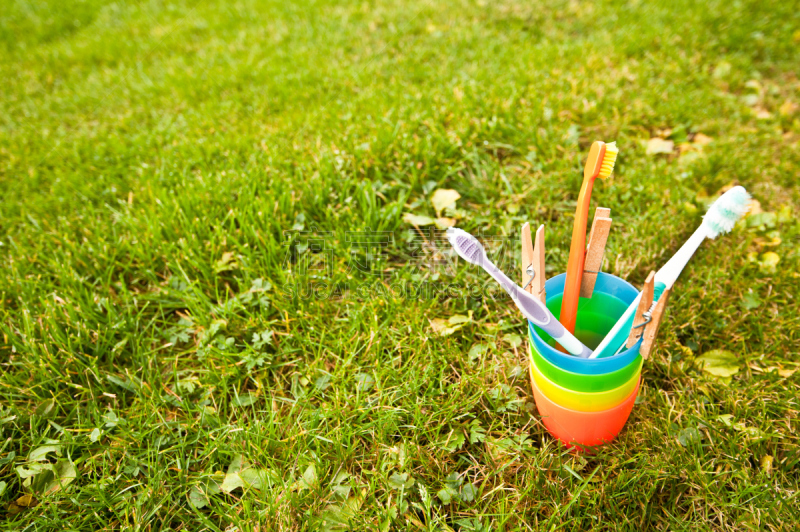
[430,312,473,336]
[431,189,461,216]
[403,213,436,226]
[758,252,780,273]
[779,100,798,117]
[761,455,774,476]
[434,217,456,229]
[755,108,773,120]
[646,138,674,155]
[692,133,713,146]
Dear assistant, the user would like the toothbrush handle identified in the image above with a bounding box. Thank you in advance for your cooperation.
[560,176,595,335]
[653,226,709,288]
[589,225,710,359]
[588,282,666,359]
[482,259,592,358]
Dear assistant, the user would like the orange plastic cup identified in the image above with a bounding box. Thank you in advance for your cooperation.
[530,364,640,448]
[529,347,642,412]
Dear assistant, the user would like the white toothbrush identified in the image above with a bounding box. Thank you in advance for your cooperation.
[589,186,751,359]
[446,227,593,358]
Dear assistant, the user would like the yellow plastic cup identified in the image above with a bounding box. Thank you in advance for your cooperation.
[529,345,642,412]
[529,366,641,448]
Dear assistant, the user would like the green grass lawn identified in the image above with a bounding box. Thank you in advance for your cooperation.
[1,0,799,529]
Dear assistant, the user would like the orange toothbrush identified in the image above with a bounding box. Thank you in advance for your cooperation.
[559,141,619,336]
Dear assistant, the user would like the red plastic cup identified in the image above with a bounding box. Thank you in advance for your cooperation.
[530,363,640,448]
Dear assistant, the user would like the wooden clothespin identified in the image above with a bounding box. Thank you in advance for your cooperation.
[626,271,655,350]
[580,207,612,299]
[625,271,671,358]
[640,287,671,358]
[521,223,546,304]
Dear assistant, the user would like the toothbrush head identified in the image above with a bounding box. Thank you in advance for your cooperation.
[584,141,606,180]
[703,186,752,238]
[446,227,487,265]
[584,141,619,180]
[597,141,619,180]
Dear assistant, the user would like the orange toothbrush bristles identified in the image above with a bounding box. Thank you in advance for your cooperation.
[558,141,618,339]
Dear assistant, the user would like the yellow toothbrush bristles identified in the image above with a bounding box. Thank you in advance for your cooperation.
[597,141,618,179]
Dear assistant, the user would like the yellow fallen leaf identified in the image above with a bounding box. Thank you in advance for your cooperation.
[434,217,456,229]
[744,79,763,92]
[715,414,734,427]
[765,232,781,247]
[758,251,780,273]
[712,61,731,79]
[430,189,461,216]
[742,93,760,106]
[693,133,713,146]
[430,312,473,336]
[761,455,773,476]
[448,313,472,325]
[428,319,448,333]
[755,108,772,120]
[214,251,238,273]
[646,137,674,155]
[403,213,436,226]
[779,100,798,117]
[747,199,764,216]
[7,503,24,515]
[16,494,35,507]
[760,366,797,378]
[430,320,459,335]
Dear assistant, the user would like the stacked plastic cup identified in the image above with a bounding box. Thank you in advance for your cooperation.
[528,272,643,449]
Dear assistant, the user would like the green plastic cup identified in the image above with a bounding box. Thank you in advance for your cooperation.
[530,348,642,411]
[528,341,643,393]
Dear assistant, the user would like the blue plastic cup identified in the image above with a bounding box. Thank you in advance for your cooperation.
[529,273,642,375]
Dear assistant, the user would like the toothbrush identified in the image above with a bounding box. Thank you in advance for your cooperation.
[559,141,619,336]
[446,227,593,358]
[588,186,751,359]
